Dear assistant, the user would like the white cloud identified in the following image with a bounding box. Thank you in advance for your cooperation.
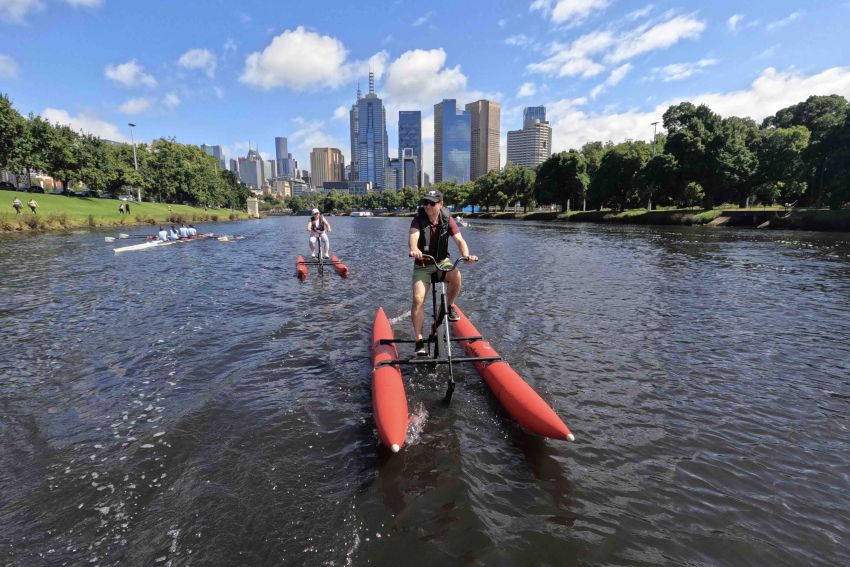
[413,10,434,27]
[0,0,43,23]
[40,108,127,142]
[767,11,802,31]
[589,62,632,99]
[531,14,705,78]
[289,117,347,163]
[223,39,237,52]
[383,48,468,108]
[626,4,654,21]
[546,66,850,152]
[504,34,535,47]
[119,97,152,115]
[606,15,705,63]
[163,93,181,108]
[531,0,611,25]
[517,82,537,97]
[240,26,387,91]
[727,14,743,32]
[104,60,157,87]
[652,58,718,82]
[0,53,19,79]
[498,18,507,28]
[333,105,348,120]
[64,0,103,7]
[178,48,217,78]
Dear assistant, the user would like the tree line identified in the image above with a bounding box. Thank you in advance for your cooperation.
[0,94,252,208]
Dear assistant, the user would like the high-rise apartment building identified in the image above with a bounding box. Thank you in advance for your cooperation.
[465,100,500,180]
[310,147,345,189]
[398,111,422,187]
[434,99,471,184]
[355,73,388,190]
[506,105,552,169]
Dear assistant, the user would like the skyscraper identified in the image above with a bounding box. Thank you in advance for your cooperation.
[275,137,288,176]
[434,99,471,184]
[356,72,389,190]
[465,100,501,180]
[523,106,547,127]
[398,110,422,187]
[310,147,345,189]
[238,147,264,189]
[507,105,552,169]
[349,85,361,181]
[200,144,225,169]
[401,148,418,189]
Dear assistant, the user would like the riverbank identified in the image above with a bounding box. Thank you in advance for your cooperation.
[442,207,850,232]
[1,189,249,233]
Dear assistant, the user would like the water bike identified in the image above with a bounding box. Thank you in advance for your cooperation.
[296,253,349,279]
[370,254,574,452]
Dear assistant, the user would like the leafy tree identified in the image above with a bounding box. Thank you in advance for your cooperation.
[0,94,27,175]
[763,95,850,205]
[588,141,652,209]
[752,125,810,204]
[708,116,759,205]
[579,141,609,182]
[501,162,536,211]
[635,154,683,207]
[663,102,722,205]
[535,151,588,211]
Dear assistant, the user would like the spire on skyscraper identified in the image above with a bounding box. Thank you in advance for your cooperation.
[356,83,362,101]
[368,72,375,94]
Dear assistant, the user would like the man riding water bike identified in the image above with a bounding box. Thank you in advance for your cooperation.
[307,208,331,258]
[409,189,477,356]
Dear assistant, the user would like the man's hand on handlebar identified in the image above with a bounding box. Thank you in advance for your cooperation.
[409,249,424,260]
[464,255,478,263]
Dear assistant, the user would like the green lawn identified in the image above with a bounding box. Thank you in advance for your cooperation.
[1,190,249,233]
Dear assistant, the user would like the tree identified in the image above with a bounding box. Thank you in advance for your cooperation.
[588,141,652,209]
[501,163,536,211]
[763,95,850,205]
[579,141,609,183]
[635,154,684,207]
[535,151,588,211]
[752,125,810,204]
[707,116,759,206]
[662,102,722,206]
[0,94,27,175]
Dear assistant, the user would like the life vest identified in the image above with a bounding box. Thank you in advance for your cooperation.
[310,216,325,233]
[416,207,451,261]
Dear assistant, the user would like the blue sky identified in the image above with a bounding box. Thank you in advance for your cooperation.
[1,0,849,178]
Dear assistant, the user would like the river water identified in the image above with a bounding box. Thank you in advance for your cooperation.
[1,217,848,566]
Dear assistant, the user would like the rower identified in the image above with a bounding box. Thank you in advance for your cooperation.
[409,189,477,356]
[307,208,331,259]
[187,224,197,237]
[168,225,179,240]
[157,226,168,242]
[178,224,189,238]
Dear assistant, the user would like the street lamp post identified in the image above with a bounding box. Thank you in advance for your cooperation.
[649,121,660,211]
[128,123,140,202]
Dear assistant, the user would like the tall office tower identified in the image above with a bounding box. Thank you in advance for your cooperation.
[310,147,345,188]
[275,137,289,177]
[506,105,552,169]
[356,72,388,190]
[423,172,431,186]
[465,100,501,180]
[349,85,361,181]
[266,159,277,180]
[200,144,225,169]
[384,158,401,191]
[434,99,471,184]
[398,110,422,187]
[238,147,264,189]
[401,148,418,188]
[523,106,546,127]
[229,158,239,174]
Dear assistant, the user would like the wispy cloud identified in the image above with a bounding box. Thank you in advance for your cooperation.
[64,0,103,7]
[119,97,152,115]
[0,0,43,23]
[767,11,802,31]
[178,48,217,78]
[517,82,537,97]
[413,10,435,27]
[651,58,718,82]
[590,63,633,99]
[0,53,19,79]
[531,0,612,26]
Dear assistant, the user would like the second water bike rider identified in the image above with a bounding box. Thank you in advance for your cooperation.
[307,208,332,259]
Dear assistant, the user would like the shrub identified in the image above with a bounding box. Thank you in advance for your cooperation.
[210,214,219,221]
[88,214,96,227]
[46,212,69,227]
[23,215,42,230]
[229,213,239,220]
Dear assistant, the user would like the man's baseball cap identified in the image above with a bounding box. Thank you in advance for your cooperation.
[422,189,442,203]
[311,208,320,214]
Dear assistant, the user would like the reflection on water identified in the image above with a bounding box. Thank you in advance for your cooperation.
[1,218,849,565]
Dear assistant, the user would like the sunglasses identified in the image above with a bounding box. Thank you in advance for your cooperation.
[421,201,439,207]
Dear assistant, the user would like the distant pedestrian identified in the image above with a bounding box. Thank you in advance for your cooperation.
[125,202,131,214]
[28,198,38,214]
[12,197,22,214]
[118,203,126,215]
[168,205,173,212]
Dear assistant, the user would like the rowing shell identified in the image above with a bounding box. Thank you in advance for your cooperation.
[113,233,213,253]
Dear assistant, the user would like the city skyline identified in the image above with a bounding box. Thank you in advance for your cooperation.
[2,1,850,181]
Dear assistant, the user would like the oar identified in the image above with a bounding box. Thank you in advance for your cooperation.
[105,234,151,242]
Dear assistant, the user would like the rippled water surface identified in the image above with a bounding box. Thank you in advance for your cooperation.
[1,217,849,566]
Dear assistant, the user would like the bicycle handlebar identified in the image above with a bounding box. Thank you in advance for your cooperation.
[409,253,477,272]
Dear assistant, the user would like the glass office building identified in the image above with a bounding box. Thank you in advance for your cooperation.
[398,111,422,187]
[434,99,471,184]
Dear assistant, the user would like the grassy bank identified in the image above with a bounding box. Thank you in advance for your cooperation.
[1,190,249,233]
